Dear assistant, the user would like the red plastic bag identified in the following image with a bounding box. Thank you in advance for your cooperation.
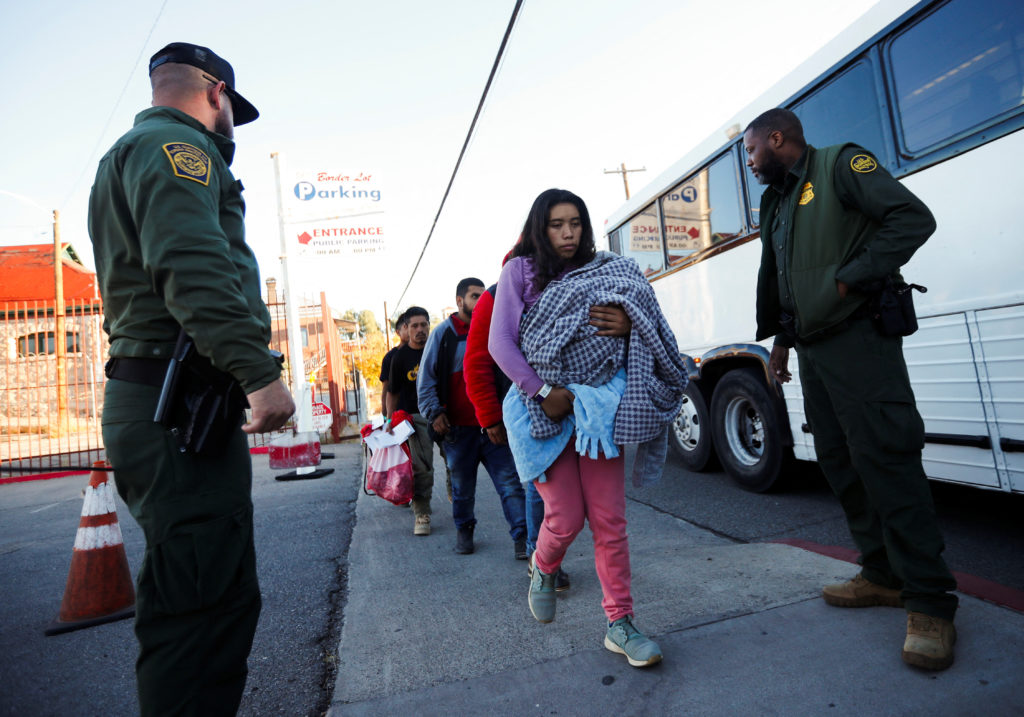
[366,443,414,505]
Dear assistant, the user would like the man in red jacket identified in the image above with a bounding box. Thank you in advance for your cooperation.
[464,282,568,587]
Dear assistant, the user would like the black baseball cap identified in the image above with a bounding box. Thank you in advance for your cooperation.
[149,42,259,125]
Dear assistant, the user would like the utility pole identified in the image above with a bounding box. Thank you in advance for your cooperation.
[603,162,646,200]
[271,152,315,442]
[53,210,68,437]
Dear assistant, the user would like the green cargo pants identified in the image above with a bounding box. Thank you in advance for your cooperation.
[408,413,435,517]
[796,318,958,621]
[102,378,261,716]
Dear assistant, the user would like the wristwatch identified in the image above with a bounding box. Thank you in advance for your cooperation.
[532,384,553,403]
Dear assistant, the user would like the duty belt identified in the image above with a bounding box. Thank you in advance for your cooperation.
[105,357,166,387]
[796,303,873,345]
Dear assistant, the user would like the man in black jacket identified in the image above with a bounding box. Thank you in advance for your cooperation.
[417,278,527,557]
[387,308,435,536]
[379,311,409,418]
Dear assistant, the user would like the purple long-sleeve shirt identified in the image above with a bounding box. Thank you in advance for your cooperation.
[488,256,569,398]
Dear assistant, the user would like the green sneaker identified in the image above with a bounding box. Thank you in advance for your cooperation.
[528,554,556,623]
[604,616,662,667]
[527,554,570,592]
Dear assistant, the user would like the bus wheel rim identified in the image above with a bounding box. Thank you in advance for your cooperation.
[673,395,700,451]
[723,396,764,466]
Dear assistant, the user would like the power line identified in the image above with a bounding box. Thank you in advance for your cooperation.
[393,0,524,309]
[59,0,170,210]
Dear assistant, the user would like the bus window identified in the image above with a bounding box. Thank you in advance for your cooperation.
[708,153,746,242]
[745,154,761,228]
[888,0,1024,154]
[793,60,891,168]
[662,152,745,266]
[608,227,622,255]
[619,203,665,276]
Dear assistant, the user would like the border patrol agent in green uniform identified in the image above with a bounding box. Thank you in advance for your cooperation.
[88,43,295,715]
[744,108,958,671]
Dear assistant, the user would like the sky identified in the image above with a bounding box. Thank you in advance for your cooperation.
[0,0,878,325]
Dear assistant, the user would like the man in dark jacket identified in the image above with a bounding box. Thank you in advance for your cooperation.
[379,311,409,417]
[417,278,526,556]
[89,42,295,715]
[745,107,957,671]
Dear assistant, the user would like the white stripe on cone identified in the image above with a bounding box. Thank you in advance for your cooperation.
[82,480,117,517]
[75,478,125,549]
[73,523,126,551]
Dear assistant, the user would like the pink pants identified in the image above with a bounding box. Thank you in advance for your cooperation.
[533,442,632,622]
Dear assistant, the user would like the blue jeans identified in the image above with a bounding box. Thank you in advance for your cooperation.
[525,480,545,556]
[443,425,526,540]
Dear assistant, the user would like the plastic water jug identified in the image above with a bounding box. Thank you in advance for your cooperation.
[268,431,321,469]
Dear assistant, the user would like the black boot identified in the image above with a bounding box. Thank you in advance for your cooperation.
[454,525,474,554]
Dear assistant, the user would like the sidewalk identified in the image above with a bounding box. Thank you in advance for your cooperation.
[327,446,1024,716]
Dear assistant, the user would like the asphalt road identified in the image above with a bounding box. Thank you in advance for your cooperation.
[628,449,1024,592]
[0,448,360,717]
[4,442,1019,715]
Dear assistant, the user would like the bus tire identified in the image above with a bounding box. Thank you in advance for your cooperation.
[710,368,784,493]
[669,381,716,471]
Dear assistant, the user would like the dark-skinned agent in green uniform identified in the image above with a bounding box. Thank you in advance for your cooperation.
[744,108,958,671]
[88,42,295,716]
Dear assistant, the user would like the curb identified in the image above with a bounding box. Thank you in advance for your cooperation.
[0,469,90,485]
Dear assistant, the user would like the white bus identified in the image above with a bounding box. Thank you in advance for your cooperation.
[605,0,1024,493]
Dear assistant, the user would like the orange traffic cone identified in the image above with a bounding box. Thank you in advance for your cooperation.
[45,461,135,636]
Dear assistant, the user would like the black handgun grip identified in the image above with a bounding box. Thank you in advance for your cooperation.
[154,329,192,425]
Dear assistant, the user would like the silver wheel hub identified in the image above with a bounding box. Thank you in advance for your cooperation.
[672,395,700,452]
[722,396,764,466]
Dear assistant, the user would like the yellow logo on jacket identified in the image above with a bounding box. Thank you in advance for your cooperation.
[850,154,878,173]
[407,365,419,382]
[163,143,211,185]
[798,182,814,205]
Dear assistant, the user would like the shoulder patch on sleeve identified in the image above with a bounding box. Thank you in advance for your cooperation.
[162,142,211,185]
[850,154,878,173]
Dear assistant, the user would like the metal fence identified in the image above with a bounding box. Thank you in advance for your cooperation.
[1,299,107,473]
[258,291,357,446]
[0,293,361,476]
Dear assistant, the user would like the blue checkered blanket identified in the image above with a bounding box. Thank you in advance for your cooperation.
[516,251,687,446]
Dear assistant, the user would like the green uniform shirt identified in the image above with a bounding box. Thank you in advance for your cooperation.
[769,150,808,319]
[756,143,936,346]
[88,107,279,393]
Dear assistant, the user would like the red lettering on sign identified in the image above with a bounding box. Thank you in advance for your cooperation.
[315,172,373,182]
[310,227,385,238]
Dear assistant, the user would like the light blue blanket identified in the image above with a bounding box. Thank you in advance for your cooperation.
[504,369,633,484]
